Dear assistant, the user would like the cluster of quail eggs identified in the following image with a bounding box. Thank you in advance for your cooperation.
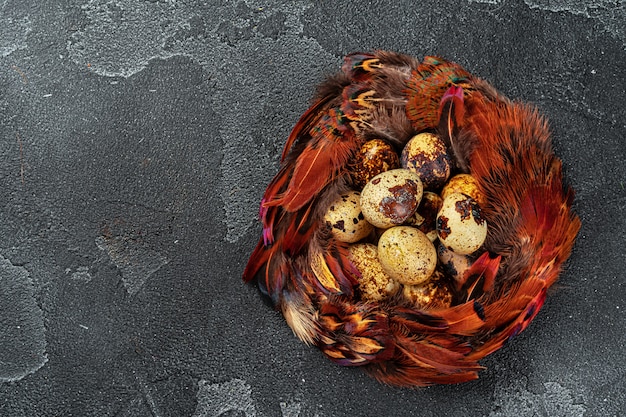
[323,133,489,309]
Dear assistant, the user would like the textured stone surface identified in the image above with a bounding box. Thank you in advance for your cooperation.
[0,0,624,415]
[0,256,47,382]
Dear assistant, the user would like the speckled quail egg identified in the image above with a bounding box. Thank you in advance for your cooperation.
[323,191,374,243]
[401,133,452,191]
[436,192,488,255]
[360,169,423,228]
[405,191,443,242]
[377,226,437,285]
[352,139,400,189]
[441,174,486,207]
[402,269,454,310]
[437,242,473,285]
[348,243,401,302]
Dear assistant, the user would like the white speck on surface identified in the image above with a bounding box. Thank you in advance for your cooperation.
[0,255,48,382]
[95,235,169,296]
[193,378,257,417]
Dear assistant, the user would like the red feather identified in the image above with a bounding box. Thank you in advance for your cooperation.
[265,108,360,212]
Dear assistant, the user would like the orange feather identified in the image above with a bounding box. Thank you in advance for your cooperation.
[264,108,360,212]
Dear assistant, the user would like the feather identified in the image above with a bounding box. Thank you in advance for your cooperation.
[265,108,360,212]
[281,290,318,345]
[404,56,472,132]
[316,297,395,365]
[438,85,470,172]
[461,252,502,298]
[366,330,482,386]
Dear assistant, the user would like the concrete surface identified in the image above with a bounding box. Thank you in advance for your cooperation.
[1,0,625,416]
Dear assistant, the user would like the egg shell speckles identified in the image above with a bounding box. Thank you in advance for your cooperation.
[405,191,443,237]
[352,139,400,189]
[401,133,452,191]
[402,270,453,310]
[348,243,401,302]
[323,191,374,243]
[377,226,437,285]
[360,169,424,228]
[437,192,487,255]
[441,174,486,207]
[437,242,473,284]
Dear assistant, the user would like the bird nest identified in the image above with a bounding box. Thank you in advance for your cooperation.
[243,51,580,386]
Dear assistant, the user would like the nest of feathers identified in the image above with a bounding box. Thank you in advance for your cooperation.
[243,51,581,386]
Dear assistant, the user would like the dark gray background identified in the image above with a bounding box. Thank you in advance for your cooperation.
[1,0,625,416]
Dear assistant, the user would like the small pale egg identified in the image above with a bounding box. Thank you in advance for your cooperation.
[436,192,488,255]
[441,174,486,207]
[323,191,373,243]
[377,226,437,285]
[352,139,400,189]
[402,270,453,310]
[360,169,424,228]
[348,243,401,302]
[405,191,443,239]
[401,133,452,191]
[437,242,473,285]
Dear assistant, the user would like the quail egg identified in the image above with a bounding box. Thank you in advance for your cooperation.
[377,226,437,285]
[348,243,400,301]
[360,169,423,228]
[402,269,453,310]
[401,133,452,190]
[405,191,443,242]
[323,191,373,243]
[441,174,486,207]
[436,192,488,255]
[352,139,400,189]
[437,242,473,285]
